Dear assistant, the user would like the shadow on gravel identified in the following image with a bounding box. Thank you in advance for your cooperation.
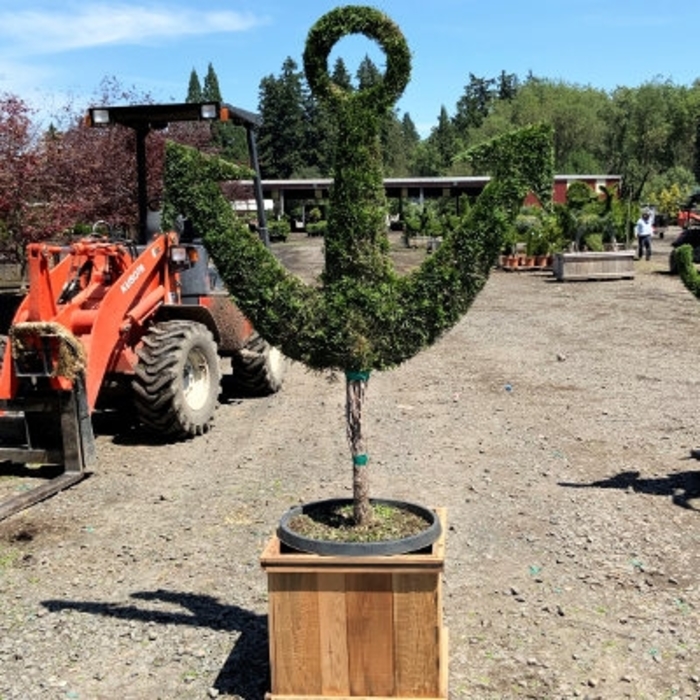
[41,588,269,699]
[559,469,700,511]
[0,462,65,479]
[91,388,251,444]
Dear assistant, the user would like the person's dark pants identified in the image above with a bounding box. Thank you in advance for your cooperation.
[638,235,651,260]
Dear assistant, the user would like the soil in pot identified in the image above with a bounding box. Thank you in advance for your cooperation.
[277,498,442,556]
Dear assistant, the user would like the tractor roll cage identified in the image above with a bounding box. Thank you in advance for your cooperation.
[86,101,268,246]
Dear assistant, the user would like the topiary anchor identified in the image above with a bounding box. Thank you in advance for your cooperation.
[163,5,554,526]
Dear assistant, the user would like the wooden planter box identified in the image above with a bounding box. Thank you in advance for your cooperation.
[260,509,447,700]
[553,251,635,281]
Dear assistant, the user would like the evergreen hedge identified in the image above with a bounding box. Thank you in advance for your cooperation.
[674,244,700,296]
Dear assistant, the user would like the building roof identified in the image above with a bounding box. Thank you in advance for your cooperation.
[243,174,622,201]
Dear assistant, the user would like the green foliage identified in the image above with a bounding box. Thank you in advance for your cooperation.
[255,41,700,187]
[303,5,410,287]
[268,218,291,241]
[513,206,564,255]
[163,7,554,375]
[303,6,411,117]
[582,232,604,251]
[515,211,543,255]
[401,201,454,238]
[186,69,202,103]
[466,122,554,210]
[674,245,700,297]
[255,6,416,180]
[402,203,423,235]
[258,58,308,178]
[566,180,596,209]
[161,143,254,233]
[644,167,697,219]
[604,80,700,200]
[202,63,222,102]
[657,183,684,220]
[306,220,328,237]
[695,120,700,186]
[308,207,323,223]
[453,73,506,132]
[540,211,566,254]
[553,180,626,250]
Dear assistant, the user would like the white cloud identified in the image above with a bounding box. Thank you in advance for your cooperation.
[0,3,268,54]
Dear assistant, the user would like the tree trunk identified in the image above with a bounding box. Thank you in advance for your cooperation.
[346,371,370,525]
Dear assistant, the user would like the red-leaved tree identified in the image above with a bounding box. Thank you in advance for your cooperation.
[0,93,42,262]
[1,78,254,262]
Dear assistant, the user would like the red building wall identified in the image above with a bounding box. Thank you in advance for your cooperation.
[524,176,621,207]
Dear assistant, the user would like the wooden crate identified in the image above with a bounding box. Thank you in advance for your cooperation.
[553,251,635,281]
[260,509,447,700]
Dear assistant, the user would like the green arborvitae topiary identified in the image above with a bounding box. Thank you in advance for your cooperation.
[163,5,554,525]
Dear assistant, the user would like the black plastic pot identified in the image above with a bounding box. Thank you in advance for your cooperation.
[277,498,442,556]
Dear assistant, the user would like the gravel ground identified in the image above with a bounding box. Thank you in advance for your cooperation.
[1,229,699,699]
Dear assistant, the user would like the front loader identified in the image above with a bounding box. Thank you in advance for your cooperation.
[0,102,286,519]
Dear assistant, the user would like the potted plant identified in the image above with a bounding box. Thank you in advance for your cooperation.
[162,6,553,697]
[499,225,519,269]
[517,208,561,268]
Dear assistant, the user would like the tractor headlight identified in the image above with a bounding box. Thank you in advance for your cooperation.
[170,246,188,263]
[200,103,218,120]
[89,108,111,125]
[169,245,198,270]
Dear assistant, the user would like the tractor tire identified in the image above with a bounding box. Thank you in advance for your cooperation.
[132,320,221,439]
[232,331,287,396]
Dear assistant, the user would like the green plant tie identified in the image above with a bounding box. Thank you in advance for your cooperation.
[346,370,370,382]
[353,454,369,467]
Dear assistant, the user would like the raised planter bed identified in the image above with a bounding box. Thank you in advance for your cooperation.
[260,508,448,699]
[553,251,635,281]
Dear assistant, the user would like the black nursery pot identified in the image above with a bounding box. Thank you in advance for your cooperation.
[277,497,442,556]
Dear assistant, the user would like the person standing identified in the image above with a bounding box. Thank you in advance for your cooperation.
[635,208,654,260]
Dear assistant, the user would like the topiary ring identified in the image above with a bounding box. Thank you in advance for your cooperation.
[303,5,411,112]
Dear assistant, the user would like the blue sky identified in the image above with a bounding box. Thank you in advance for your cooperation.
[2,0,699,135]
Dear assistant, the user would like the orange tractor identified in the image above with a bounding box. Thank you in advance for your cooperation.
[0,102,286,518]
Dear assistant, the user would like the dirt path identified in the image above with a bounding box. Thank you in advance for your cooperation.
[1,230,699,699]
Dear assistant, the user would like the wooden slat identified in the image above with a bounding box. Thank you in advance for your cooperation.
[260,545,444,574]
[317,572,349,695]
[393,572,441,696]
[439,627,449,699]
[346,572,394,697]
[268,572,321,695]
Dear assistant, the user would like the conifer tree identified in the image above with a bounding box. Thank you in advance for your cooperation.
[186,69,202,103]
[257,58,307,178]
[202,63,222,103]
